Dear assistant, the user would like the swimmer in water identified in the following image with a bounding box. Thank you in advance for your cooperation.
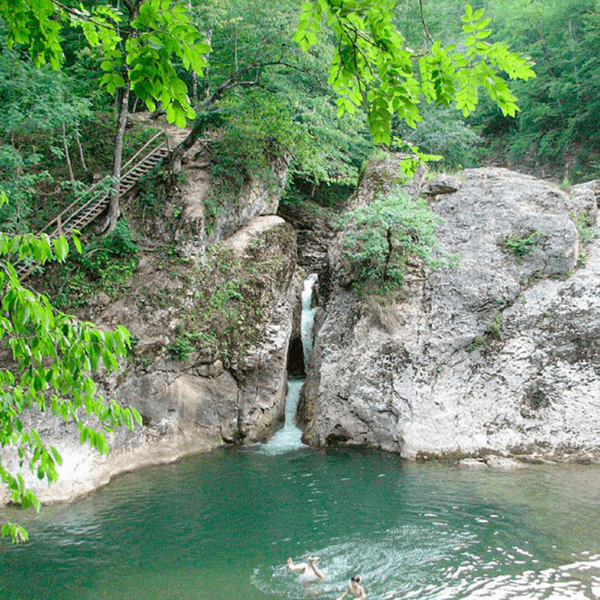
[287,556,326,584]
[335,575,367,600]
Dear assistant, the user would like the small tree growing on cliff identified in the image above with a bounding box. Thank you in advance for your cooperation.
[339,187,453,291]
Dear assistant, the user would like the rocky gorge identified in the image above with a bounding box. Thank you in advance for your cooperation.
[3,133,600,505]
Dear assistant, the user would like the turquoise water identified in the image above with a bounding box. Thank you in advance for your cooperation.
[1,442,600,600]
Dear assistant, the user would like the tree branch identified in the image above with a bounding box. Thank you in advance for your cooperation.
[418,0,434,44]
[50,1,121,35]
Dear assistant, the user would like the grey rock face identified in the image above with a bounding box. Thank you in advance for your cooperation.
[175,153,289,261]
[0,214,298,506]
[301,167,600,462]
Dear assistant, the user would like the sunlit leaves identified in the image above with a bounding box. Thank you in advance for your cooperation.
[295,1,536,144]
[0,193,141,542]
[1,0,211,128]
[293,1,322,50]
[455,5,534,117]
[0,0,63,69]
[123,0,210,126]
[78,5,122,53]
[1,523,29,545]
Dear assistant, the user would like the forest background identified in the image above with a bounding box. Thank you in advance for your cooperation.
[2,0,599,239]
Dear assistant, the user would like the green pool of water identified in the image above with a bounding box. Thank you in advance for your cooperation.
[1,445,599,600]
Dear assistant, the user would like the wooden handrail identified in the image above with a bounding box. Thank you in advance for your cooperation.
[37,132,168,237]
[48,187,108,237]
[38,178,112,235]
[119,144,167,187]
[122,130,165,172]
[16,132,171,281]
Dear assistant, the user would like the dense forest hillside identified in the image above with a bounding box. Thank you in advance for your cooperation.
[3,0,598,242]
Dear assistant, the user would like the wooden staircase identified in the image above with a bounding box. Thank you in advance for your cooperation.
[16,131,169,281]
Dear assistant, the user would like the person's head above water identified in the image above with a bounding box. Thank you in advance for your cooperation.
[335,574,366,600]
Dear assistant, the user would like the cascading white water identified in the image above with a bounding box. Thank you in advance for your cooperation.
[260,379,304,454]
[300,273,318,370]
[261,273,319,454]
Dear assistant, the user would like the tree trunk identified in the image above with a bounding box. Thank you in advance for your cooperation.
[169,114,206,171]
[106,78,131,233]
[74,126,87,173]
[382,227,393,282]
[62,123,75,183]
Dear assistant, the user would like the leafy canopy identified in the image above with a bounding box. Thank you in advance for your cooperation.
[0,0,210,127]
[294,1,535,145]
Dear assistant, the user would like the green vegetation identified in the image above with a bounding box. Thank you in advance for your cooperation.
[0,0,538,240]
[463,311,505,354]
[386,0,600,181]
[483,0,600,178]
[1,0,211,230]
[465,336,485,353]
[569,211,597,267]
[0,194,141,543]
[572,212,597,245]
[147,226,294,367]
[339,187,456,293]
[486,312,503,339]
[46,219,140,310]
[167,333,198,361]
[295,2,533,148]
[498,229,545,258]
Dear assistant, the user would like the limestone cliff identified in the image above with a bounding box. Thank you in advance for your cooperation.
[0,131,300,505]
[6,151,600,507]
[300,165,600,464]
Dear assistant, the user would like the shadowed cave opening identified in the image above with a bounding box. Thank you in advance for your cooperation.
[286,335,306,378]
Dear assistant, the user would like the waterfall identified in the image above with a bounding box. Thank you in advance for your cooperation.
[301,273,318,370]
[260,379,304,454]
[261,273,318,454]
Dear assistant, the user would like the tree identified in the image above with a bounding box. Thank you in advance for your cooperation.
[393,104,483,171]
[0,46,92,228]
[481,0,600,178]
[1,0,211,231]
[339,185,453,290]
[0,193,141,543]
[165,0,536,184]
[190,0,374,183]
[1,1,536,197]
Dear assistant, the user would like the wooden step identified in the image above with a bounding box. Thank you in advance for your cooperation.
[17,136,169,282]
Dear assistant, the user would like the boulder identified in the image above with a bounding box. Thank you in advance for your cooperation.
[301,167,600,463]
